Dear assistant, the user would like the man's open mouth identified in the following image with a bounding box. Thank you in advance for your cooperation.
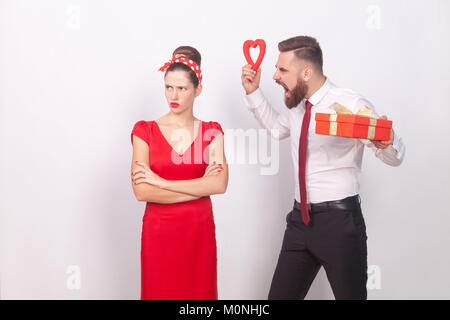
[277,81,290,96]
[281,84,290,97]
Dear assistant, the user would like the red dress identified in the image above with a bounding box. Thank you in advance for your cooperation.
[131,120,224,300]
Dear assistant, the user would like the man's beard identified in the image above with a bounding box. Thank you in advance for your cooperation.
[277,78,308,109]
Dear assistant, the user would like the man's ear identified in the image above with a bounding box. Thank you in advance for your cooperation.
[195,83,203,97]
[302,65,314,82]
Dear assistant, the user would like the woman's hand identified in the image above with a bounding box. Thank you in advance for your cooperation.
[203,161,223,177]
[132,161,168,188]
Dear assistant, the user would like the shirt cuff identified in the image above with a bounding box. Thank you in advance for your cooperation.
[243,88,265,110]
[391,129,400,155]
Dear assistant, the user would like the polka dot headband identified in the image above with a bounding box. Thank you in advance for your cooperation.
[158,54,203,84]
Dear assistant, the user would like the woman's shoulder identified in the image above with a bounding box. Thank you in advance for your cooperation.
[131,119,160,137]
[202,120,223,132]
[133,119,159,129]
[201,120,224,140]
[132,120,149,130]
[131,120,152,145]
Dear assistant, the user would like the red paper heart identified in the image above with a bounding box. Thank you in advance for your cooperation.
[243,39,266,71]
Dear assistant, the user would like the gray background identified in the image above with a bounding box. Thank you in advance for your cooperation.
[1,0,449,299]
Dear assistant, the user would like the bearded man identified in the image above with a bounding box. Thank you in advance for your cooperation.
[241,35,405,300]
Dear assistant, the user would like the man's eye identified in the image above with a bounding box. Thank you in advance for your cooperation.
[180,87,186,91]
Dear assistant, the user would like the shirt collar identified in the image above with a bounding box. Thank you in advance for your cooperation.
[304,77,333,107]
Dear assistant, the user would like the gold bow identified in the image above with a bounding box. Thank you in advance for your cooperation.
[329,102,374,117]
[327,102,377,139]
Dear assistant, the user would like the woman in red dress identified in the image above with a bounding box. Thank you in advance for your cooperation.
[130,46,228,300]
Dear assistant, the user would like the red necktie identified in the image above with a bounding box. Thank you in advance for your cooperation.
[299,100,313,225]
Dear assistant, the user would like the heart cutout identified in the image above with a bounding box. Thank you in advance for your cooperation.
[243,39,266,71]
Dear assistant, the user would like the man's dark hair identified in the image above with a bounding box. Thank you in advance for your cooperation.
[278,36,323,73]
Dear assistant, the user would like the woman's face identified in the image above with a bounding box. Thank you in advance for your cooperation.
[164,70,202,114]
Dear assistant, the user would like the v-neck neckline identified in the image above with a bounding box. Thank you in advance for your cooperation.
[153,120,202,156]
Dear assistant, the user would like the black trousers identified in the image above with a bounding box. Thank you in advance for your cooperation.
[268,195,368,300]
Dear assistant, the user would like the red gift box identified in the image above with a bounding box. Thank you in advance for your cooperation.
[315,104,393,141]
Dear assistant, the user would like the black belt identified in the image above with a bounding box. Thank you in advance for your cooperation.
[294,194,360,214]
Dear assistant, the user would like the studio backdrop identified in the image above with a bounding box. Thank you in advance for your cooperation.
[1,0,449,299]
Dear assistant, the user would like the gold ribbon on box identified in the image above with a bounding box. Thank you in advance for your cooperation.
[328,102,377,139]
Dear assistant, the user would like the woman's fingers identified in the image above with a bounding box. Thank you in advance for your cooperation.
[132,162,151,176]
[203,166,213,176]
[132,168,144,175]
[205,165,223,176]
[135,161,150,170]
[132,173,146,184]
[204,163,223,176]
[207,168,223,176]
[132,172,145,179]
[204,165,216,176]
[205,167,218,175]
[134,177,153,185]
[203,163,213,175]
[133,177,147,184]
[132,168,148,177]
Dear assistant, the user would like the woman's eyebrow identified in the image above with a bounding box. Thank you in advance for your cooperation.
[164,83,187,88]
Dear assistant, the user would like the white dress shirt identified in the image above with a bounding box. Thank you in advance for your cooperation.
[243,77,406,204]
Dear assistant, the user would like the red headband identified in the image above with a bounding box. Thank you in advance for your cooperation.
[158,54,203,84]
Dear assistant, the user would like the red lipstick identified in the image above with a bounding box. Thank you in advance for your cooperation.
[170,102,180,108]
